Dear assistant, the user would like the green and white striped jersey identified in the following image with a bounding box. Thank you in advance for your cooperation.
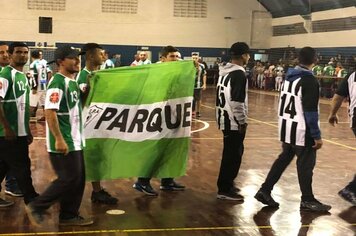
[45,73,84,153]
[0,66,30,137]
[29,59,50,91]
[76,67,90,94]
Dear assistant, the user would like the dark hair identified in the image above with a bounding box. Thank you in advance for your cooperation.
[0,42,7,47]
[9,42,28,54]
[161,45,178,57]
[298,47,316,65]
[31,50,40,58]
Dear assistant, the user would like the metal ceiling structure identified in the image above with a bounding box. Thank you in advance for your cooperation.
[257,0,355,18]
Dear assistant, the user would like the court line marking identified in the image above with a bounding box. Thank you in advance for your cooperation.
[202,104,356,151]
[191,119,210,133]
[2,223,355,235]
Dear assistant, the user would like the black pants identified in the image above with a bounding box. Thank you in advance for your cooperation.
[217,130,245,193]
[32,151,85,219]
[345,175,356,192]
[261,143,316,201]
[137,177,174,186]
[0,137,38,204]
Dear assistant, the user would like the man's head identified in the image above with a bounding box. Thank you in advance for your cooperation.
[161,46,179,62]
[80,43,104,67]
[229,42,250,65]
[9,42,29,69]
[139,51,148,61]
[298,47,317,66]
[191,53,199,62]
[0,42,9,67]
[55,45,80,74]
[31,50,41,59]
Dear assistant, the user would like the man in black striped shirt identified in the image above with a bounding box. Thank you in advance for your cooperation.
[215,42,250,201]
[328,71,356,206]
[255,47,331,212]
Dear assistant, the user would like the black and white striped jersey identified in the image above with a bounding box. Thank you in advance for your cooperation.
[278,66,320,146]
[336,71,356,128]
[216,63,248,131]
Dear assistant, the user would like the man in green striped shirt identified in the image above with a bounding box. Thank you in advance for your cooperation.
[0,42,38,207]
[77,43,118,205]
[26,45,93,226]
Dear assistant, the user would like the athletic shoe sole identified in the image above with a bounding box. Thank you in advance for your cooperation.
[5,190,24,197]
[217,194,244,201]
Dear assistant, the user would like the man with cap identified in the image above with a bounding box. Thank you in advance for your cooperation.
[215,42,250,201]
[254,47,331,212]
[26,45,93,226]
[0,42,39,207]
[77,43,118,205]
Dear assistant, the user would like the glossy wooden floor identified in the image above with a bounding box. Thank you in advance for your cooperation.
[0,87,355,236]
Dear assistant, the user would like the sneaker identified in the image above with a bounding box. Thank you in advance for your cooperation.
[5,188,24,197]
[0,198,14,207]
[160,181,185,191]
[133,182,158,196]
[300,199,331,212]
[217,190,244,201]
[25,202,44,227]
[338,188,356,206]
[59,215,94,226]
[254,189,279,208]
[232,186,241,193]
[91,189,118,205]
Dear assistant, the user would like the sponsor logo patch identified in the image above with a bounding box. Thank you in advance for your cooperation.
[50,92,59,103]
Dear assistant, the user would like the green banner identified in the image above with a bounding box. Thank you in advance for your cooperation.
[84,61,196,181]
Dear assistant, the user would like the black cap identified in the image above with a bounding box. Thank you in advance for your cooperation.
[229,42,250,56]
[54,45,80,60]
[79,43,102,55]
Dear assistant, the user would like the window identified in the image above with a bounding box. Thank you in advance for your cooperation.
[174,0,207,18]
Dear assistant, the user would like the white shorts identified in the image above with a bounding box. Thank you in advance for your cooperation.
[30,90,46,107]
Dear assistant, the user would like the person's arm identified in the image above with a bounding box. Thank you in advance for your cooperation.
[230,70,248,132]
[302,75,322,149]
[45,109,68,155]
[0,97,16,140]
[202,73,207,90]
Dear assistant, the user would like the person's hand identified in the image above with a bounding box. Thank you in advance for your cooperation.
[27,132,33,145]
[55,137,69,155]
[202,84,207,90]
[328,114,338,126]
[312,138,323,150]
[238,123,248,134]
[4,126,16,141]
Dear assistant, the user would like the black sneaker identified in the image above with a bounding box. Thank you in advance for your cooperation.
[133,182,158,196]
[217,190,244,201]
[254,189,279,207]
[5,187,24,197]
[59,215,94,226]
[160,181,185,191]
[25,202,44,227]
[91,189,118,205]
[300,199,331,212]
[232,186,241,193]
[338,187,356,206]
[0,198,14,207]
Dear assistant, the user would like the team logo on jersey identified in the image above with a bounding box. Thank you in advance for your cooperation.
[50,92,59,103]
[85,105,103,127]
